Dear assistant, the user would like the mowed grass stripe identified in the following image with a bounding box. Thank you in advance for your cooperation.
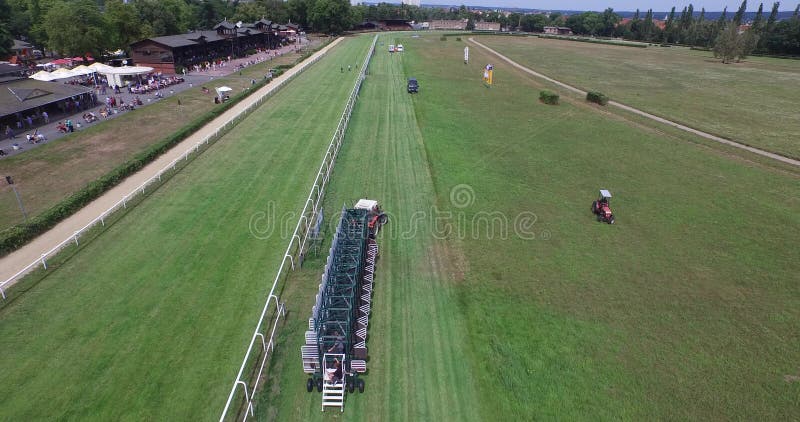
[475,35,800,159]
[0,36,372,421]
[256,34,481,421]
[403,34,798,420]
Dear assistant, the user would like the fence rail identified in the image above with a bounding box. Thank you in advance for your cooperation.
[0,40,339,300]
[219,34,378,422]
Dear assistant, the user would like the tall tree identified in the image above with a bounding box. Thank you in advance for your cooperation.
[713,23,745,62]
[733,0,748,26]
[44,0,107,57]
[717,6,729,28]
[643,8,654,41]
[105,0,145,51]
[751,2,766,50]
[0,0,14,57]
[766,2,780,33]
[287,0,309,28]
[663,6,676,42]
[794,3,800,18]
[133,0,193,36]
[752,3,765,31]
[307,0,352,34]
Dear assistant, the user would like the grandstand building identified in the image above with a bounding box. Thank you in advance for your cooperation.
[130,18,294,74]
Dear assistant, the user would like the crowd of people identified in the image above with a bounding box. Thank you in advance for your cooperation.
[128,75,184,95]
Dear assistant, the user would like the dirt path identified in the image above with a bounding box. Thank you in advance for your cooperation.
[469,38,800,168]
[0,38,343,294]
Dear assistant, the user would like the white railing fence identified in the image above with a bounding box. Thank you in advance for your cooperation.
[219,34,378,422]
[0,40,339,300]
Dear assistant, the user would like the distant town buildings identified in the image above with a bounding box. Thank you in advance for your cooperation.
[543,27,574,35]
[402,0,421,6]
[474,21,501,31]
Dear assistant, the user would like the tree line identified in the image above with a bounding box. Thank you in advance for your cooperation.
[0,0,353,58]
[1,0,798,60]
[612,1,800,57]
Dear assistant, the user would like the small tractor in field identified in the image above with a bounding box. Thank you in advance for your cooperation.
[591,190,615,224]
[355,199,388,235]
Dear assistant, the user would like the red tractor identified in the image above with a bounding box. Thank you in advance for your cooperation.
[591,190,615,224]
[354,199,388,237]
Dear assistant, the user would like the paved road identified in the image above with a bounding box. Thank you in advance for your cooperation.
[469,37,800,168]
[0,38,342,295]
[1,42,306,158]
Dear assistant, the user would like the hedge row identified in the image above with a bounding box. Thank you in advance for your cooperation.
[540,90,559,105]
[537,35,649,48]
[586,91,609,106]
[0,51,312,257]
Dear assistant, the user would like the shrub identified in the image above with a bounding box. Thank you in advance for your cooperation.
[586,91,609,106]
[539,90,559,105]
[440,36,447,41]
[456,37,462,41]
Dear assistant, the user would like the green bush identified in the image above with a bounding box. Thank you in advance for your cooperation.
[456,37,462,41]
[539,90,559,105]
[440,36,447,41]
[586,91,609,106]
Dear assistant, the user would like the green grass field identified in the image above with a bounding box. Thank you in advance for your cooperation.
[0,47,310,234]
[475,35,800,159]
[256,33,799,420]
[0,36,371,420]
[1,32,798,421]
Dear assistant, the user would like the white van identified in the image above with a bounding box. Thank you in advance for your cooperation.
[388,44,395,52]
[396,44,404,52]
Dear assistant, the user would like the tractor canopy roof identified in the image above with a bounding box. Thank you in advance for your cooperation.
[354,199,379,212]
[599,189,612,198]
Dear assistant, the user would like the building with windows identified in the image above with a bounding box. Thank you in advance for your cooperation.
[130,19,292,74]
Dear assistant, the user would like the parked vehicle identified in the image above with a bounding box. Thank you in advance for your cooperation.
[407,77,418,94]
[591,189,615,224]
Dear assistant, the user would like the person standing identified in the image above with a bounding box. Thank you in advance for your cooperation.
[42,111,49,124]
[5,125,13,140]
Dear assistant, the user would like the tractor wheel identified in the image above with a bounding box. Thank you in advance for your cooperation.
[357,379,365,393]
[347,379,355,393]
[316,378,324,392]
[596,214,602,222]
[378,214,388,225]
[306,378,314,392]
[591,201,598,213]
[609,216,615,225]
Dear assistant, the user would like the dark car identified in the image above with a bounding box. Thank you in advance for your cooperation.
[407,77,418,93]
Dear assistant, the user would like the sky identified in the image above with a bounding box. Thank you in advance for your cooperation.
[421,0,797,12]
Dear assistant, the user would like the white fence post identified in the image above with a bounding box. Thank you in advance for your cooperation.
[218,35,378,421]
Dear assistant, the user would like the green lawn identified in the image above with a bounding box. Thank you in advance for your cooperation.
[257,33,799,420]
[0,47,311,234]
[0,36,371,421]
[1,31,798,421]
[475,35,800,159]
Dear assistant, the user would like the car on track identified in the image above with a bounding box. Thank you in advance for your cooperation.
[407,77,418,93]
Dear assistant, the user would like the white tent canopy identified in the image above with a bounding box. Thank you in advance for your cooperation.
[29,70,57,81]
[28,63,155,86]
[88,62,115,72]
[98,65,154,87]
[70,65,93,76]
[99,65,153,75]
[215,86,233,99]
[49,68,78,80]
